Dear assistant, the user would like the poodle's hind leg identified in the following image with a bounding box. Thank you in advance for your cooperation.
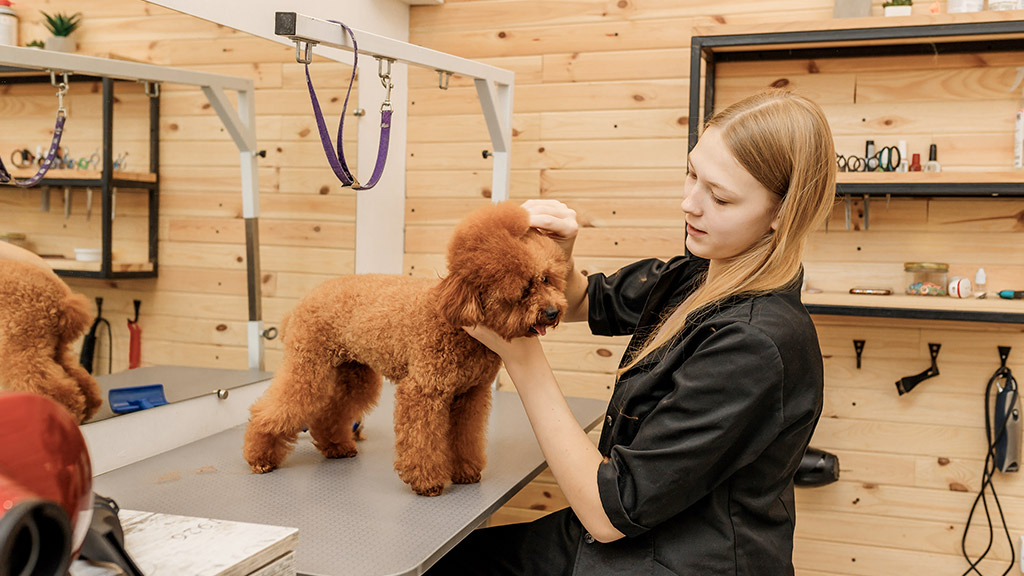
[448,382,492,485]
[393,379,455,497]
[308,362,381,459]
[243,354,331,473]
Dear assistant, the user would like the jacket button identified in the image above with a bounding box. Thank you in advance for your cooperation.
[584,532,595,544]
[605,415,613,426]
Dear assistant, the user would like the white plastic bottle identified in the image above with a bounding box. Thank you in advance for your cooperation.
[0,0,17,47]
[975,268,988,299]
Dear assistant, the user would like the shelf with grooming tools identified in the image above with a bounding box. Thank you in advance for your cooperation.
[0,64,159,279]
[690,16,1024,325]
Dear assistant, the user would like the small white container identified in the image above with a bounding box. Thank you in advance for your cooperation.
[988,0,1021,10]
[0,3,18,47]
[74,248,101,262]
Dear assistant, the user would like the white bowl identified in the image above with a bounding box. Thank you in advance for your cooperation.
[74,248,102,262]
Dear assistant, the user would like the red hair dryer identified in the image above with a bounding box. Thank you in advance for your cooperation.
[0,392,93,576]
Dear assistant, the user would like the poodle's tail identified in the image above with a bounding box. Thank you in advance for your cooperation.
[57,292,93,342]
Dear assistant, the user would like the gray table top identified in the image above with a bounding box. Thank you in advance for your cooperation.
[92,386,606,576]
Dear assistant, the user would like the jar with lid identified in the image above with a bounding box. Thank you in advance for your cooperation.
[905,262,948,296]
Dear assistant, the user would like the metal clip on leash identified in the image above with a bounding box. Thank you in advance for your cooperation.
[0,72,69,187]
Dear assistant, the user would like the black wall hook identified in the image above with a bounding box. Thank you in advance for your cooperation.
[854,339,865,369]
[896,342,941,396]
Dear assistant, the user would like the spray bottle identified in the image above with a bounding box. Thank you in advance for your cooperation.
[1013,67,1024,171]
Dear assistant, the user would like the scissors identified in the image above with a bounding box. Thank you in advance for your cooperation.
[10,149,35,169]
[836,153,864,173]
[113,152,129,171]
[79,151,100,170]
[872,146,901,172]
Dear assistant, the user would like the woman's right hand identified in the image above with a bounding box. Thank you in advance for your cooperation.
[521,199,579,262]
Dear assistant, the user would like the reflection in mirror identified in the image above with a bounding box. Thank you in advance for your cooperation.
[88,366,274,423]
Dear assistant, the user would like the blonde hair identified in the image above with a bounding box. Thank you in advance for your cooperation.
[618,89,836,375]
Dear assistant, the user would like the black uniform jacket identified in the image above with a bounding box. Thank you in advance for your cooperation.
[570,255,824,576]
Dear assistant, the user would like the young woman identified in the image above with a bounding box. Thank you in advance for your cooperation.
[428,89,837,576]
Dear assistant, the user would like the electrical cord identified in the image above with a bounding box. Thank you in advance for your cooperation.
[960,359,1018,576]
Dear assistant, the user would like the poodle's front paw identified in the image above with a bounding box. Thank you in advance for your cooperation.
[451,469,482,484]
[316,442,358,459]
[413,483,445,497]
[450,463,481,481]
[249,461,278,474]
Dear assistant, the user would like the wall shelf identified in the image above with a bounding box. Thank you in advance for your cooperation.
[803,291,1024,324]
[689,17,1024,324]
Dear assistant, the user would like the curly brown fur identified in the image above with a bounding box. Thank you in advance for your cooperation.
[0,261,102,423]
[243,202,568,496]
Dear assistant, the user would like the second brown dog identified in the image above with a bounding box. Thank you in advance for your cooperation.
[242,202,568,496]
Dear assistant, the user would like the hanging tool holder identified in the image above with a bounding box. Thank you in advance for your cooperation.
[990,346,1020,473]
[895,343,941,396]
[127,300,142,370]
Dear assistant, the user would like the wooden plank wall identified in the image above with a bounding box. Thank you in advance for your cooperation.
[1,1,1023,573]
[1,0,359,373]
[405,1,1024,574]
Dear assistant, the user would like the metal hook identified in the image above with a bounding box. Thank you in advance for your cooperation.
[377,57,394,86]
[377,57,395,112]
[853,339,865,369]
[294,40,316,64]
[143,81,160,98]
[49,71,69,116]
[436,69,452,90]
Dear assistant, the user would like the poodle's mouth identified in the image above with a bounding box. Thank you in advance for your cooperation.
[530,324,549,336]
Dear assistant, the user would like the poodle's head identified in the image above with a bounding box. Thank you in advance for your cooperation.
[434,202,569,340]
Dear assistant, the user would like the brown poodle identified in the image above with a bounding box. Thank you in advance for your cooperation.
[242,202,568,496]
[0,260,102,424]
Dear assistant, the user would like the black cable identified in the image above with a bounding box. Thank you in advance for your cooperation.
[960,363,1017,576]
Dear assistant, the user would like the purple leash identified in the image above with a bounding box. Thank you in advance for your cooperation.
[0,111,66,188]
[305,20,392,190]
[1,74,69,188]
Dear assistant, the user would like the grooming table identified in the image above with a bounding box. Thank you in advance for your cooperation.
[91,384,606,576]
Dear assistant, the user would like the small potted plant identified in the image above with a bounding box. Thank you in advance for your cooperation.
[41,11,82,53]
[882,0,913,17]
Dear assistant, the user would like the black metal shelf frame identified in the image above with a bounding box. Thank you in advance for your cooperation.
[0,74,160,279]
[689,19,1024,198]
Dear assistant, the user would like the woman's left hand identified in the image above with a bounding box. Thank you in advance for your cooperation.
[463,325,544,367]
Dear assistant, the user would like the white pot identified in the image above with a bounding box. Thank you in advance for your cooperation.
[883,5,913,16]
[45,36,77,53]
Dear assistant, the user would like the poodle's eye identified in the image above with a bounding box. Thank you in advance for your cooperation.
[540,275,547,283]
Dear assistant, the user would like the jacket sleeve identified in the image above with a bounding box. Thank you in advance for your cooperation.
[587,257,686,337]
[596,322,786,537]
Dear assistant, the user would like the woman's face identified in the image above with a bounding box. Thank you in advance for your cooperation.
[681,126,781,263]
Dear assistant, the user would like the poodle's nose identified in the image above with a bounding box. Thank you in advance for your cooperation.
[542,307,560,322]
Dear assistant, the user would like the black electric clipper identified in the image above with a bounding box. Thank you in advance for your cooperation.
[990,347,1020,474]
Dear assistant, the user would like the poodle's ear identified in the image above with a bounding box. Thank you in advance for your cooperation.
[434,272,484,328]
[57,293,92,341]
